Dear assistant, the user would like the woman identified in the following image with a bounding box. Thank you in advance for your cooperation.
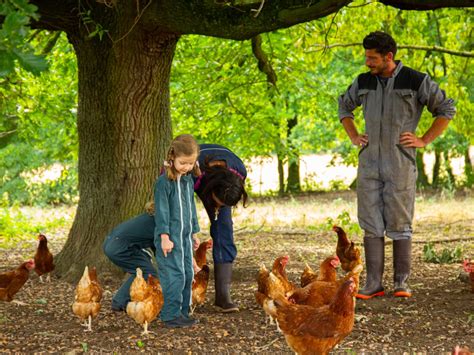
[103,143,247,314]
[194,144,248,312]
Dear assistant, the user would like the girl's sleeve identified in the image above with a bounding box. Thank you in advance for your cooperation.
[154,177,171,240]
[190,180,200,234]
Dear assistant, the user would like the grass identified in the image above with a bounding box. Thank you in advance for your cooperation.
[1,190,472,251]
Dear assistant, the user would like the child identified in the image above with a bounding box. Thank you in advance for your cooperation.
[154,134,201,328]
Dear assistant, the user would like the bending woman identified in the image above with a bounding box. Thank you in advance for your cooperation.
[194,144,248,312]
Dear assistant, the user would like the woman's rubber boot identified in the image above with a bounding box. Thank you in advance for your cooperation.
[356,237,385,300]
[214,263,239,313]
[393,239,412,297]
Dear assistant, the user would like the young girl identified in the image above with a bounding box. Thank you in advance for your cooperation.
[154,134,201,328]
[144,144,248,313]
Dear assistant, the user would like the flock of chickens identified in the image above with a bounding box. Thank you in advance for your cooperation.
[255,226,363,354]
[0,233,214,336]
[1,227,473,354]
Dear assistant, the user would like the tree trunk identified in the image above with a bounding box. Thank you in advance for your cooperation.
[443,151,456,187]
[286,115,300,193]
[432,148,441,188]
[464,147,474,188]
[277,153,285,196]
[416,150,430,188]
[55,28,179,281]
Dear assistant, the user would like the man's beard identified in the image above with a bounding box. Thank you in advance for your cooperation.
[369,59,388,75]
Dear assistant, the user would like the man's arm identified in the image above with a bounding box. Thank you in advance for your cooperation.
[399,117,450,148]
[341,117,368,147]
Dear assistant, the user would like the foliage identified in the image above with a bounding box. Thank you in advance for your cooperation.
[422,241,463,264]
[325,210,362,237]
[0,3,472,204]
[0,197,72,247]
[0,0,48,76]
[0,33,78,205]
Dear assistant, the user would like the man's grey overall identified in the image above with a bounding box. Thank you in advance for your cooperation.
[339,61,455,296]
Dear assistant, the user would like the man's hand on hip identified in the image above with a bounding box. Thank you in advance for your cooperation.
[399,132,426,148]
[351,134,369,147]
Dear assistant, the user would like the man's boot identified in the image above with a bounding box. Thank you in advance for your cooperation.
[214,263,239,313]
[393,238,412,297]
[356,237,385,299]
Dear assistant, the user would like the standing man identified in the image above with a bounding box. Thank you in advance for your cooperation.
[338,31,455,299]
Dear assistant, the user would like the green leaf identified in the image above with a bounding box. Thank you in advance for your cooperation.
[0,50,15,77]
[12,49,48,75]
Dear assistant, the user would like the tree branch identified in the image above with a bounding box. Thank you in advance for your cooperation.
[17,1,474,40]
[380,0,474,10]
[251,35,277,87]
[306,42,474,57]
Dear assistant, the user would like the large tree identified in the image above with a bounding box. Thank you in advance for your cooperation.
[7,0,473,280]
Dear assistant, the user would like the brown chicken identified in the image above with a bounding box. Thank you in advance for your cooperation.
[300,256,340,287]
[34,234,55,282]
[288,264,363,307]
[333,226,362,272]
[264,278,357,355]
[191,264,210,313]
[190,239,212,313]
[127,271,164,335]
[195,239,213,268]
[129,268,150,302]
[0,260,35,304]
[256,256,295,327]
[72,266,103,331]
[462,259,474,293]
[256,256,294,303]
[453,345,472,355]
[271,255,294,294]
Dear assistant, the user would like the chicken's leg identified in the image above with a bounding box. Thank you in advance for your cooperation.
[141,321,149,336]
[84,315,92,332]
[39,275,44,283]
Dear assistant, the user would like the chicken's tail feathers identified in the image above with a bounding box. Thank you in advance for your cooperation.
[82,266,90,278]
[261,296,277,317]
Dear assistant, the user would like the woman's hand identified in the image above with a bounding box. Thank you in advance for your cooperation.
[192,235,200,251]
[161,234,174,257]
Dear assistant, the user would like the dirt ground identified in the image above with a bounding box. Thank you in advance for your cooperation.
[1,195,473,354]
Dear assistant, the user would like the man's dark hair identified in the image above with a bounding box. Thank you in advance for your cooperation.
[363,31,397,58]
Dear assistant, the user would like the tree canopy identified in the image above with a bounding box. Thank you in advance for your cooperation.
[1,0,473,280]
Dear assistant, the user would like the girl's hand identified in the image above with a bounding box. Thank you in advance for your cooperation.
[192,235,200,251]
[161,234,174,257]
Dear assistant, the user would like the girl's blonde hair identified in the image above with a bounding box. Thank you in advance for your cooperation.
[165,134,201,180]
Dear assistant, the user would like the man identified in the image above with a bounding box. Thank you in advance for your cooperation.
[338,31,455,299]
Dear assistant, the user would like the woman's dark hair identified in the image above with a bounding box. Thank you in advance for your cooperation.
[363,31,397,58]
[200,166,248,209]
